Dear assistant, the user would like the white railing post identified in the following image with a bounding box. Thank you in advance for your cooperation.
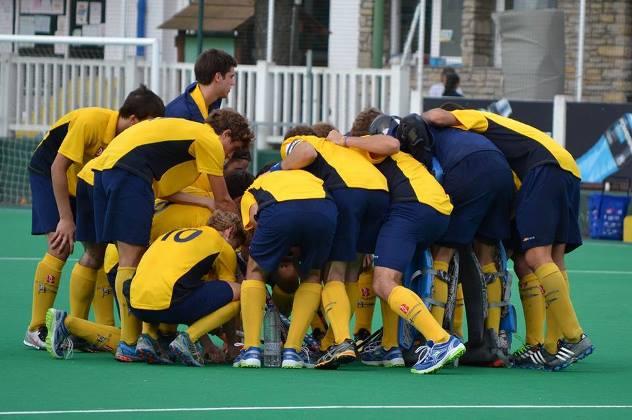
[389,64,410,116]
[124,55,138,98]
[0,55,10,137]
[552,94,567,147]
[255,60,273,150]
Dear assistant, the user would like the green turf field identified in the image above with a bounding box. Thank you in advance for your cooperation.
[0,207,631,419]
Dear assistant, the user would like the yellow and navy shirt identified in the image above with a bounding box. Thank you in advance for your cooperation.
[151,186,213,243]
[29,108,118,196]
[356,148,452,215]
[165,82,222,123]
[451,110,580,181]
[281,135,388,192]
[89,118,225,197]
[240,170,328,230]
[130,226,237,310]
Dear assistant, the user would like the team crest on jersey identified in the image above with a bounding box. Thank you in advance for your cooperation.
[361,287,370,298]
[400,303,410,314]
[46,274,56,284]
[95,146,104,156]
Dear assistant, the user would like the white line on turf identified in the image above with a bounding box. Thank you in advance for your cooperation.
[0,405,631,416]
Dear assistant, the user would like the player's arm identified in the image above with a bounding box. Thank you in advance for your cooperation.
[422,108,460,127]
[163,191,214,210]
[208,175,237,213]
[50,153,75,253]
[327,130,399,156]
[280,141,317,170]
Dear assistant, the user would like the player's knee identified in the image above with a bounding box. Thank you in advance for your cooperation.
[46,243,70,261]
[78,246,105,269]
[524,247,553,271]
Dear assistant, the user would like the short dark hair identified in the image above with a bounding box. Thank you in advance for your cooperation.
[119,85,165,120]
[350,107,382,137]
[441,66,457,77]
[206,108,254,149]
[225,169,255,199]
[311,122,337,138]
[440,102,465,111]
[283,125,316,141]
[195,49,237,85]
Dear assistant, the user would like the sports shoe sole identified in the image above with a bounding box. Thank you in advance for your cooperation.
[281,360,304,369]
[170,347,203,367]
[235,360,261,368]
[23,339,45,350]
[44,309,64,358]
[410,343,466,375]
[137,346,172,365]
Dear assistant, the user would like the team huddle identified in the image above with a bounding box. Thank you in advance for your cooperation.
[23,49,593,375]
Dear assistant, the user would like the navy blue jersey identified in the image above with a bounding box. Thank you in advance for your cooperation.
[430,126,502,173]
[165,82,222,123]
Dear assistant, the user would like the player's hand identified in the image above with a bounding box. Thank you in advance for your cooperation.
[327,130,346,146]
[51,218,75,254]
[362,254,373,271]
[204,197,215,211]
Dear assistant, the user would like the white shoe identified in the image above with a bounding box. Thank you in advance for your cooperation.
[24,326,47,350]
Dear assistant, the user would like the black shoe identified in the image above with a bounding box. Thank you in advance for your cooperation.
[315,339,357,369]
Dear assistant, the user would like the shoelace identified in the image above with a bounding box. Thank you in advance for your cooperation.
[61,336,74,360]
[300,346,313,364]
[414,344,432,364]
[360,341,382,356]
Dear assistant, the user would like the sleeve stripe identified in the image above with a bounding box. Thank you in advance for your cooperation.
[285,140,302,156]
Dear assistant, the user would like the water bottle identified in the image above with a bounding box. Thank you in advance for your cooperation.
[263,302,282,367]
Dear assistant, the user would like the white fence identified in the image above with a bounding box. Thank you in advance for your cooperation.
[0,53,410,147]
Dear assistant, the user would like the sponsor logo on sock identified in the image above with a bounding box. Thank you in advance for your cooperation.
[95,146,104,157]
[46,274,55,284]
[400,303,410,314]
[361,287,371,298]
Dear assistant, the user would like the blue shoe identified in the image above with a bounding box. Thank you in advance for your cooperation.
[281,348,305,369]
[115,342,143,363]
[45,309,73,359]
[137,334,174,365]
[361,344,405,367]
[411,336,465,375]
[233,347,262,368]
[169,332,204,367]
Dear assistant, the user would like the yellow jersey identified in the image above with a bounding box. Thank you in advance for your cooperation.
[89,118,225,197]
[130,226,237,310]
[281,135,388,191]
[240,170,328,230]
[29,108,118,196]
[451,110,580,181]
[356,149,452,215]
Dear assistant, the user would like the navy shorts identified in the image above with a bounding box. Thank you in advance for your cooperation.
[515,164,582,253]
[250,199,337,277]
[75,179,96,243]
[29,172,76,235]
[93,168,154,246]
[374,202,450,272]
[439,152,514,247]
[329,188,390,261]
[128,280,234,325]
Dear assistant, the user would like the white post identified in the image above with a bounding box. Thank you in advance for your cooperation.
[390,64,410,116]
[552,94,567,147]
[255,60,273,150]
[402,3,420,64]
[266,0,275,63]
[0,58,10,137]
[417,0,426,113]
[150,38,161,97]
[575,0,586,101]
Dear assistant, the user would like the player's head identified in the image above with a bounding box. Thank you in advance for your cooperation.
[195,49,237,98]
[312,122,337,138]
[206,108,254,157]
[444,72,460,93]
[225,169,255,208]
[396,113,435,168]
[207,209,246,249]
[117,84,165,133]
[283,125,316,140]
[440,102,465,111]
[351,107,383,136]
[440,66,457,83]
[224,149,252,175]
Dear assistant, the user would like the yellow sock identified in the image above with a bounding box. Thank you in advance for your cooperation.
[285,283,322,351]
[65,315,120,353]
[320,328,334,351]
[345,281,360,323]
[115,267,141,346]
[380,298,399,349]
[544,270,571,353]
[430,260,450,325]
[69,263,97,320]
[388,285,449,343]
[271,284,294,316]
[188,301,240,342]
[93,268,115,326]
[519,273,545,345]
[322,280,351,344]
[354,268,376,333]
[142,322,160,340]
[310,312,326,335]
[241,280,267,349]
[453,283,464,338]
[159,323,178,337]
[536,263,583,342]
[29,253,65,331]
[483,263,502,333]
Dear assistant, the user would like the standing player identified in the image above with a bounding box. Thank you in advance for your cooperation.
[90,110,252,361]
[423,107,593,370]
[279,127,390,369]
[330,112,465,374]
[235,168,337,369]
[24,85,163,349]
[166,49,236,122]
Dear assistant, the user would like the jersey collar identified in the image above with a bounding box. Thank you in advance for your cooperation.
[190,83,209,120]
